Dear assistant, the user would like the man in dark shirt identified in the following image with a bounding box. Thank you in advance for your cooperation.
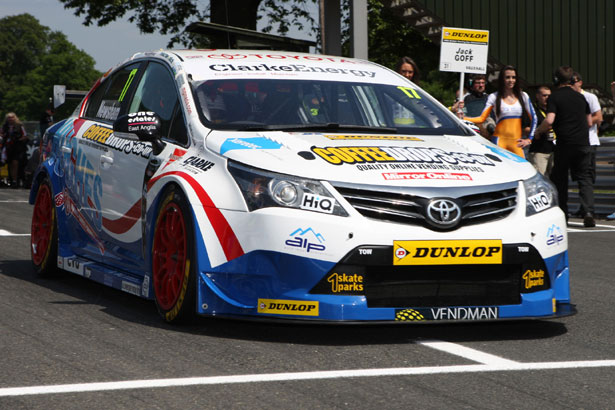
[463,74,495,138]
[463,74,489,117]
[528,85,555,175]
[536,66,594,227]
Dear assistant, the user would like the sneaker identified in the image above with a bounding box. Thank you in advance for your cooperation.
[583,213,595,228]
[607,212,615,220]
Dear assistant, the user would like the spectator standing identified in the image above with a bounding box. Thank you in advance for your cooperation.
[463,74,489,116]
[1,112,28,188]
[463,74,495,138]
[24,106,55,189]
[464,65,537,157]
[572,72,602,185]
[395,56,420,84]
[608,81,615,220]
[528,86,555,176]
[39,106,54,137]
[536,66,594,227]
[392,57,420,126]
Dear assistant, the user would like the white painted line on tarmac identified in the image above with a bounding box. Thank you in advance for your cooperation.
[567,228,615,233]
[418,340,518,365]
[1,360,615,397]
[567,221,615,231]
[0,229,30,236]
[0,200,28,203]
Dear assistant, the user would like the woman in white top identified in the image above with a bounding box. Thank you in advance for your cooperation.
[465,65,536,158]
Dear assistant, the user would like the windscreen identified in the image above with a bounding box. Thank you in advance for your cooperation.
[192,79,472,136]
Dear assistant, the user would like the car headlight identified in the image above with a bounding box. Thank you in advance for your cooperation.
[524,172,558,216]
[228,161,348,216]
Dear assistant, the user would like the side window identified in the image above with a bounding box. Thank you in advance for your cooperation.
[168,106,188,145]
[334,85,362,125]
[351,85,387,127]
[128,62,181,139]
[381,87,444,129]
[84,63,140,122]
[383,93,418,127]
[83,82,106,119]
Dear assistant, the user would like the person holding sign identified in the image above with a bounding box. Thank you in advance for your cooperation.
[464,65,536,158]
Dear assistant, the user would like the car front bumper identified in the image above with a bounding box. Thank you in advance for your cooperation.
[192,205,572,323]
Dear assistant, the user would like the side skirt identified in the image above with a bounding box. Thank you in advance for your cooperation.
[56,254,152,299]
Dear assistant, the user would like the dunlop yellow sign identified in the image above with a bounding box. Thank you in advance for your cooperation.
[257,299,319,316]
[442,28,489,43]
[393,240,502,265]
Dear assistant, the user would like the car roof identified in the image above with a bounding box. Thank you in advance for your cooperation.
[121,49,403,84]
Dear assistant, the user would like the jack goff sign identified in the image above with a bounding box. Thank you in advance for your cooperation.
[439,27,489,74]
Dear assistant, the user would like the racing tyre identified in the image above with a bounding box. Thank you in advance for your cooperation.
[31,176,58,277]
[152,185,197,324]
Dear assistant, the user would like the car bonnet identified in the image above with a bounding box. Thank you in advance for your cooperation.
[205,130,536,187]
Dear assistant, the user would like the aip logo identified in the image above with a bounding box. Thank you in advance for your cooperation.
[285,227,326,253]
[546,224,564,246]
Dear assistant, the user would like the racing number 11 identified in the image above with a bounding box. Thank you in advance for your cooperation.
[397,86,421,99]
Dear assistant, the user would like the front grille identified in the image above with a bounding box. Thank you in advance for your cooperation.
[363,264,521,308]
[309,244,548,309]
[333,182,518,230]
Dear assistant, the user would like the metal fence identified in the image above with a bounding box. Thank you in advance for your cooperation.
[568,137,615,217]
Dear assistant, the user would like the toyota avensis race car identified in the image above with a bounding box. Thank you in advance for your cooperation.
[30,50,575,323]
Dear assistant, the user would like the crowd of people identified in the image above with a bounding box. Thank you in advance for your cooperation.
[0,107,53,189]
[395,56,615,225]
[0,112,28,188]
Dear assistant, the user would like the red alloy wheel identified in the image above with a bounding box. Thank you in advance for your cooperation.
[31,183,53,265]
[152,202,188,311]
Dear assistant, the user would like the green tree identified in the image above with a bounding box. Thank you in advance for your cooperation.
[57,0,455,103]
[354,0,458,105]
[59,0,318,46]
[0,14,101,122]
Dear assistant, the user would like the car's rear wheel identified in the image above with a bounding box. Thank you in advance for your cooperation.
[31,176,58,277]
[152,185,197,323]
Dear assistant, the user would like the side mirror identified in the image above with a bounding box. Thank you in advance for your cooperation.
[114,111,166,155]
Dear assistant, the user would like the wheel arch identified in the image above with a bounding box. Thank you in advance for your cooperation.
[146,178,202,322]
[29,162,59,205]
[29,164,71,251]
[144,176,203,276]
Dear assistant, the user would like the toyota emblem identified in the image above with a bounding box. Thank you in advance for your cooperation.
[426,199,461,227]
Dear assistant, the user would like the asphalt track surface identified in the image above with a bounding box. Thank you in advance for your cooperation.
[1,188,614,409]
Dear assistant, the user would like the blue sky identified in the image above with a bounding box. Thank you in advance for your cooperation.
[2,0,316,72]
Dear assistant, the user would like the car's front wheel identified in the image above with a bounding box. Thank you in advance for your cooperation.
[31,176,58,277]
[152,185,197,324]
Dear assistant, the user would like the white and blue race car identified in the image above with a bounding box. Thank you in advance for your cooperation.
[30,50,574,323]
